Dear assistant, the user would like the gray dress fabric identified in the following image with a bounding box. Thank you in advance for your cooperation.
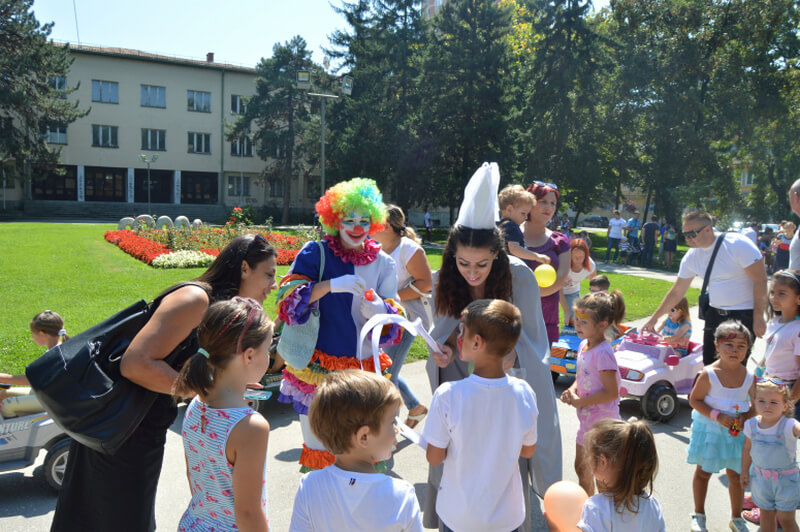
[423,256,563,531]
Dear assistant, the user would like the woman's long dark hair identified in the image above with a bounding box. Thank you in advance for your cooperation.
[186,234,277,302]
[435,225,513,318]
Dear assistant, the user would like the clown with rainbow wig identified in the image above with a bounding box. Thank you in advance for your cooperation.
[276,177,404,471]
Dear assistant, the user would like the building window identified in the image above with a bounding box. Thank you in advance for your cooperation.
[188,132,211,154]
[228,175,250,197]
[741,169,754,186]
[50,76,67,91]
[92,125,119,148]
[44,125,67,145]
[230,136,253,157]
[32,165,77,200]
[187,90,211,112]
[141,129,166,151]
[84,166,126,202]
[92,80,119,103]
[181,171,218,204]
[231,94,247,114]
[141,85,166,108]
[270,179,284,198]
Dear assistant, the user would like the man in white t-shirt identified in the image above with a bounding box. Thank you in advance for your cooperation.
[741,221,759,248]
[605,210,627,264]
[789,180,800,269]
[643,210,767,364]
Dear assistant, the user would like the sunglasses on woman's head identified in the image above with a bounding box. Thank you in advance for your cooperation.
[531,180,558,191]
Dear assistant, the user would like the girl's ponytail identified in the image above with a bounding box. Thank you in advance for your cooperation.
[30,310,67,341]
[173,351,215,398]
[616,419,658,513]
[58,328,70,344]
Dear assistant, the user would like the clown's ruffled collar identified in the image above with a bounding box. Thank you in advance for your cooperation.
[324,235,380,265]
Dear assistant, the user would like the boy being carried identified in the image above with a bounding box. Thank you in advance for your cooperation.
[498,185,551,265]
[290,370,422,532]
[424,299,538,532]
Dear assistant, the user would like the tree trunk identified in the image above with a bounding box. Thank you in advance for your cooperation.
[615,176,622,210]
[643,188,653,220]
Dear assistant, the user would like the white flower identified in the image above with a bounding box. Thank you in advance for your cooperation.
[152,250,216,269]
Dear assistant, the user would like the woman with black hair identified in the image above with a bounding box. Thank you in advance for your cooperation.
[51,234,278,532]
[423,164,562,532]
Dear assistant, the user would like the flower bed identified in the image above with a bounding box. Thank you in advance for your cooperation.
[105,228,306,267]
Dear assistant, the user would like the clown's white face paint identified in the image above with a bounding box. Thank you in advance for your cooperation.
[339,211,371,249]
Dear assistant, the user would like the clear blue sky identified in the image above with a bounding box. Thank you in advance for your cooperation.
[32,0,610,68]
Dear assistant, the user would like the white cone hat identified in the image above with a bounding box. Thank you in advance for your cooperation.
[455,162,501,230]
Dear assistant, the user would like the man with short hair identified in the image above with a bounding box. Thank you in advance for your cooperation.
[626,211,641,249]
[643,210,766,364]
[641,215,660,268]
[605,210,626,264]
[789,179,800,269]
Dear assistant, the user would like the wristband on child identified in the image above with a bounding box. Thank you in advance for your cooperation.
[710,409,720,421]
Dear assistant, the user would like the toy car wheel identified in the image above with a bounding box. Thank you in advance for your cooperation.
[551,371,560,383]
[246,398,261,411]
[642,384,679,422]
[44,438,71,491]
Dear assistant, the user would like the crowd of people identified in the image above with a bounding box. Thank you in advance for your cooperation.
[6,171,800,532]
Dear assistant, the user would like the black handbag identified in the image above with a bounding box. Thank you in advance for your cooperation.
[25,283,206,455]
[698,233,725,320]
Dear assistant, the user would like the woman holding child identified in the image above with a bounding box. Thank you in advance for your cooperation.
[424,163,562,532]
[522,181,571,344]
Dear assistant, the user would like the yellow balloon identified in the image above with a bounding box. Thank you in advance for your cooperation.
[534,263,557,287]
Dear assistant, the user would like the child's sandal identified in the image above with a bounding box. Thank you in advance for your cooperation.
[405,405,428,429]
[742,494,757,510]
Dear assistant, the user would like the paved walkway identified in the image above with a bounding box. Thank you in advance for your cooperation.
[0,263,763,531]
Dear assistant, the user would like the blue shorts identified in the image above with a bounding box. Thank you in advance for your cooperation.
[750,467,800,512]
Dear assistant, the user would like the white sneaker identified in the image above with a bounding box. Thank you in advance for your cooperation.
[690,513,707,532]
[729,517,749,532]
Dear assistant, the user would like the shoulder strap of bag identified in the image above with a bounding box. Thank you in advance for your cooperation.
[701,233,726,296]
[316,240,325,283]
[150,281,210,310]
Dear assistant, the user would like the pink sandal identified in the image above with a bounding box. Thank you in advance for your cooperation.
[742,495,757,510]
[742,507,780,527]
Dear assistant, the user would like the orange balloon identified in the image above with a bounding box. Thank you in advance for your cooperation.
[543,481,589,531]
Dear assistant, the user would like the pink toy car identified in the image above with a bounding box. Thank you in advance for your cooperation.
[615,332,704,422]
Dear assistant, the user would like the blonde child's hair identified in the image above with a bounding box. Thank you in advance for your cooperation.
[461,299,522,358]
[671,297,691,323]
[713,320,753,357]
[309,370,401,455]
[584,418,659,514]
[768,269,800,319]
[30,310,70,343]
[172,297,274,398]
[755,377,795,418]
[575,290,625,328]
[498,185,534,211]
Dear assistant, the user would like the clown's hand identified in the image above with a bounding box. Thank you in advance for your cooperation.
[360,292,385,319]
[330,275,366,296]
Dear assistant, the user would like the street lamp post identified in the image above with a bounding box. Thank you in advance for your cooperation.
[298,70,353,195]
[139,154,158,216]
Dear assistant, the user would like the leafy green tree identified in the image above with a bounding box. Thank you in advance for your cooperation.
[0,0,86,182]
[231,36,315,224]
[325,0,426,209]
[416,0,513,222]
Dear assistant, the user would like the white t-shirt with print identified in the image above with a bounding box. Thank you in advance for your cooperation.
[677,232,762,310]
[608,218,626,239]
[422,374,538,532]
[764,317,800,381]
[743,417,800,460]
[578,493,666,532]
[289,464,422,532]
[564,258,596,295]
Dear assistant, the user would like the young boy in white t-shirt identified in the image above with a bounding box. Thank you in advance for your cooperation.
[423,299,539,532]
[289,370,422,532]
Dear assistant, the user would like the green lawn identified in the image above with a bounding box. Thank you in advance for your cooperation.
[0,223,694,372]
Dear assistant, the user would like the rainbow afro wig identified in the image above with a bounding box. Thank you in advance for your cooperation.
[315,178,387,236]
